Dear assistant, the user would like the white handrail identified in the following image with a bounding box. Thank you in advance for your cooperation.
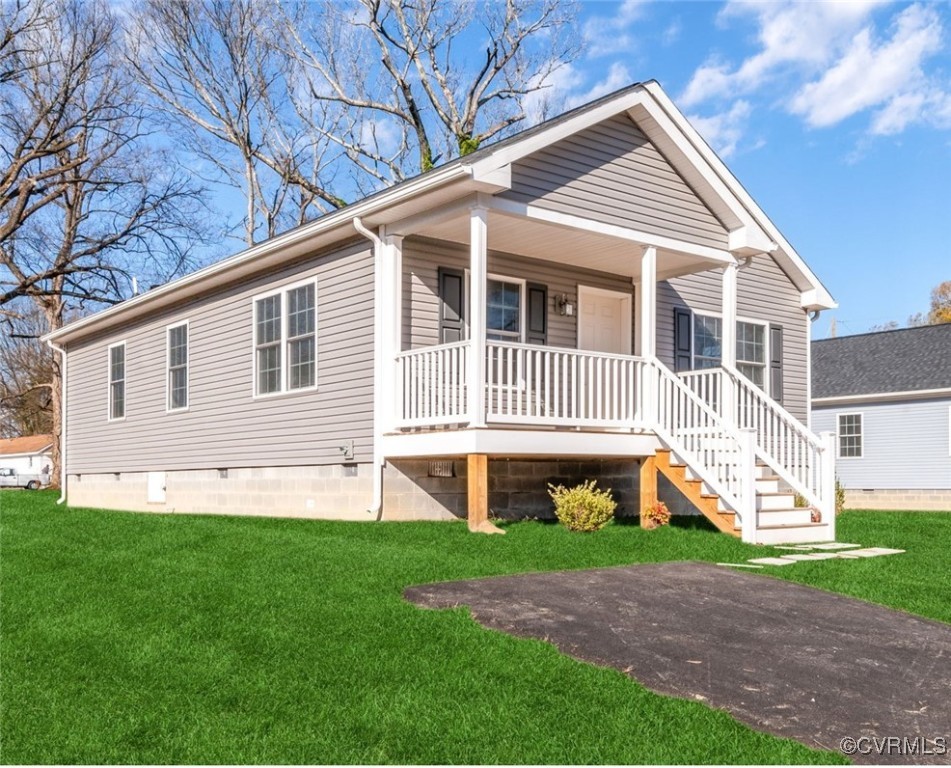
[651,358,751,531]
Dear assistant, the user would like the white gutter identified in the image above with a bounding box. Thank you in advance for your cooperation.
[45,338,68,505]
[352,216,385,520]
[813,387,951,406]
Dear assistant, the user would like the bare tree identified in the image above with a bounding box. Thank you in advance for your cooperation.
[128,0,346,246]
[282,0,579,186]
[1,0,207,481]
[0,305,53,438]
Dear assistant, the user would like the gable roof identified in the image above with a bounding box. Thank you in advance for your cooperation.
[0,434,53,456]
[812,324,951,399]
[45,80,835,347]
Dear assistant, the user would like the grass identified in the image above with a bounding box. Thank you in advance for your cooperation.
[2,492,948,764]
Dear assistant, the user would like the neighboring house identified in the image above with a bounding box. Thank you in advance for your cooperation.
[812,325,951,511]
[0,434,53,476]
[45,81,839,544]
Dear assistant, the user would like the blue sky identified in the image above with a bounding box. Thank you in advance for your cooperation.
[549,1,951,338]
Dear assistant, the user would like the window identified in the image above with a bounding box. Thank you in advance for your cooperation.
[736,321,766,387]
[838,413,863,458]
[108,342,126,420]
[254,280,317,396]
[487,277,522,341]
[692,313,767,385]
[167,323,189,411]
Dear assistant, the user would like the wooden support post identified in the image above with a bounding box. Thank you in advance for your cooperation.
[467,454,504,534]
[639,455,657,528]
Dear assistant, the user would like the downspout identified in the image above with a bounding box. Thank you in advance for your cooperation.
[352,216,385,519]
[45,338,67,505]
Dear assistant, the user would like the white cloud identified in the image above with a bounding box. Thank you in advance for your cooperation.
[662,18,682,46]
[523,62,587,123]
[681,1,886,108]
[790,4,943,128]
[679,2,951,148]
[687,100,753,158]
[582,0,647,58]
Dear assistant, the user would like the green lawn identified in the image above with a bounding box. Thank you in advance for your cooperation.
[2,491,948,764]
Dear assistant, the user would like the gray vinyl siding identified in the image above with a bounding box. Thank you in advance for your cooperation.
[66,241,374,473]
[812,399,951,490]
[656,255,810,422]
[499,114,729,250]
[402,237,633,351]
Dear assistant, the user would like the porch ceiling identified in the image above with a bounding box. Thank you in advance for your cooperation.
[412,208,721,280]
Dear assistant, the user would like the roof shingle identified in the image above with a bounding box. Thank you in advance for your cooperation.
[812,324,951,398]
[0,434,53,456]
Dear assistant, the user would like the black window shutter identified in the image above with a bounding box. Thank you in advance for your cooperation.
[526,282,548,345]
[438,267,466,344]
[674,307,693,371]
[769,324,783,403]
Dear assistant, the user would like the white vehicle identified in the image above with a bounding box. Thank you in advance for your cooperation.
[0,467,47,490]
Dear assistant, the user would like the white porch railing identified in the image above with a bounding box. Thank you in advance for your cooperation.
[680,364,834,519]
[395,340,469,427]
[653,360,751,532]
[485,340,645,427]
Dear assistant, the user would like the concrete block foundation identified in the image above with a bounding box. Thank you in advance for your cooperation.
[844,488,951,512]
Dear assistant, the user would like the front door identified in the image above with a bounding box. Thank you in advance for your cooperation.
[578,286,632,355]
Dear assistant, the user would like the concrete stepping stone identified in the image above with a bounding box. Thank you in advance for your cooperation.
[748,556,799,566]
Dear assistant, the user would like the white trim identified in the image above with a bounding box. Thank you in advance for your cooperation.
[486,195,733,265]
[165,320,190,413]
[107,341,127,422]
[0,446,54,459]
[486,272,526,343]
[948,406,951,458]
[836,412,863,459]
[382,427,662,459]
[576,284,633,355]
[813,387,951,406]
[251,277,319,399]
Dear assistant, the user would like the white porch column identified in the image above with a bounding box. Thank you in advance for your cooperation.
[468,205,488,428]
[720,260,738,426]
[639,246,657,359]
[639,246,657,426]
[380,231,403,432]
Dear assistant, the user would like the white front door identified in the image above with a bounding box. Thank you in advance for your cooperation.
[578,286,632,355]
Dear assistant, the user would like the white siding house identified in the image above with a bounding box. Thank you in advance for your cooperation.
[0,435,53,476]
[812,325,951,511]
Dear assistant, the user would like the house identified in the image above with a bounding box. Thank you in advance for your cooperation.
[44,81,839,544]
[812,325,951,511]
[0,434,53,476]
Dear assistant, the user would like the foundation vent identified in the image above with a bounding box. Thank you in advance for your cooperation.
[428,460,455,478]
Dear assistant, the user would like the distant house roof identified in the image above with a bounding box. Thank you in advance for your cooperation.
[0,434,54,456]
[812,324,951,399]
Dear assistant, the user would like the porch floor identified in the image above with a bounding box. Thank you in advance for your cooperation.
[406,561,951,765]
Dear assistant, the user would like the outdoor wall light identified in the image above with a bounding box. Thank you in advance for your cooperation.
[556,294,575,316]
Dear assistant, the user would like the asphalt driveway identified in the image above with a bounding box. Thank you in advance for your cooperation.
[405,562,951,765]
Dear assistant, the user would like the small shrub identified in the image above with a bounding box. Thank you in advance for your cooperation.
[548,480,616,532]
[835,477,846,515]
[641,500,671,528]
[793,493,808,508]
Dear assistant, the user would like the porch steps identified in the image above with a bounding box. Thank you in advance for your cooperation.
[653,449,823,542]
[653,449,737,535]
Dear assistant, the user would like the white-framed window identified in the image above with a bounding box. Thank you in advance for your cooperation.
[486,275,524,342]
[692,312,768,388]
[166,322,189,411]
[253,279,317,397]
[838,412,863,458]
[108,341,126,421]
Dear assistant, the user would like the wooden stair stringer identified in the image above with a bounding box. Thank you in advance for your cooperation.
[653,449,739,537]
